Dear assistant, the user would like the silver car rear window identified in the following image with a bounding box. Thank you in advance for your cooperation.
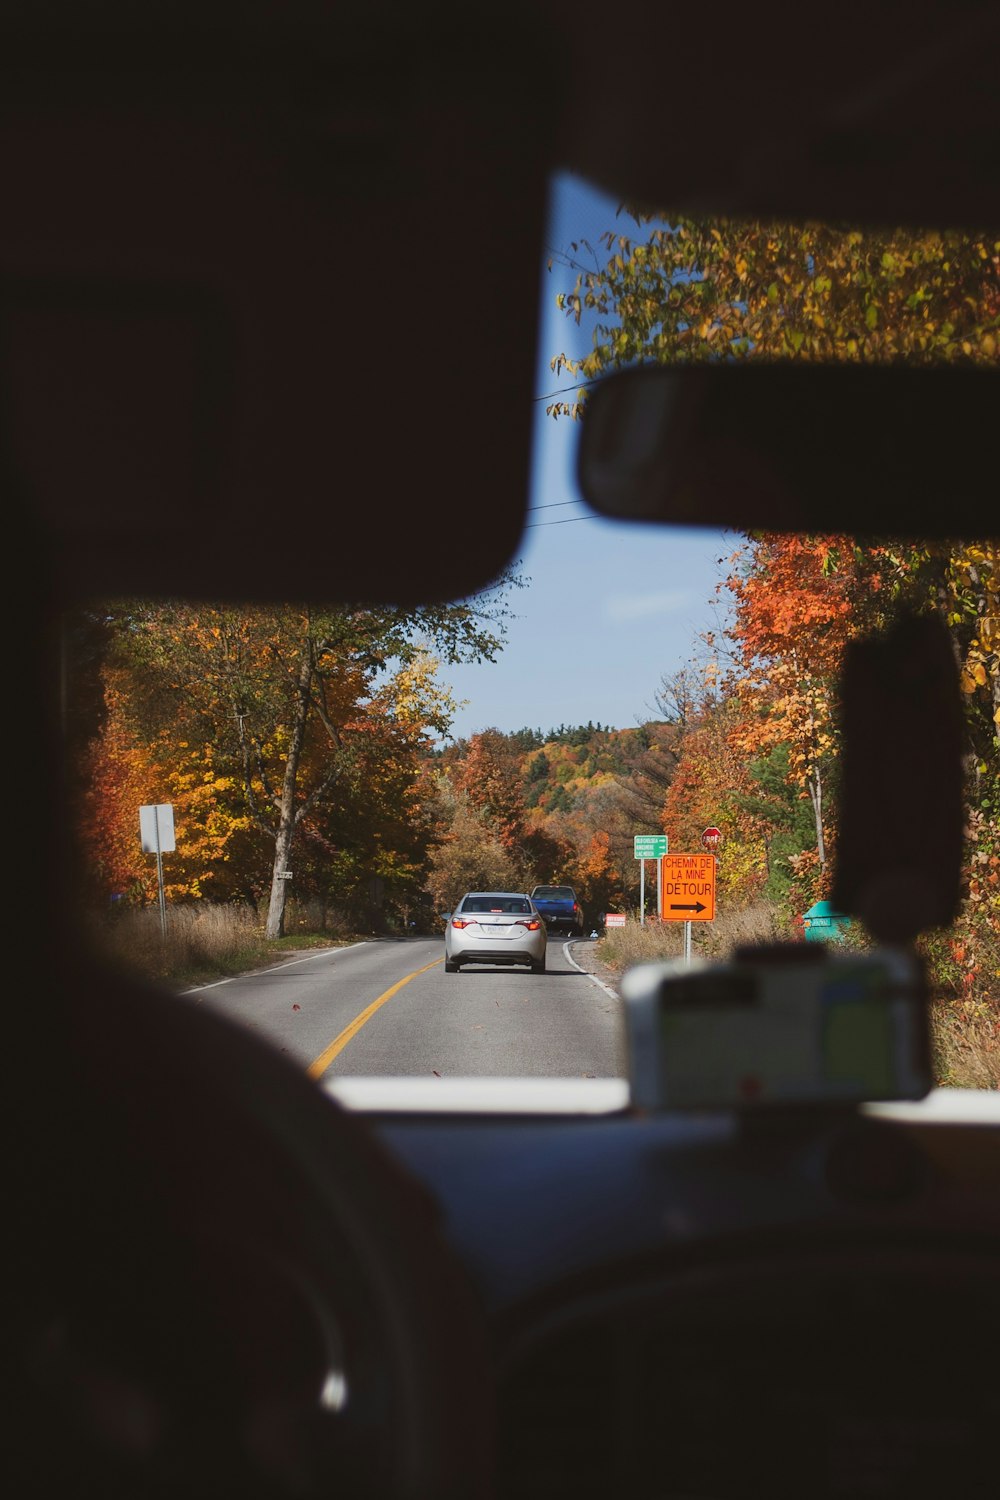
[462,896,532,914]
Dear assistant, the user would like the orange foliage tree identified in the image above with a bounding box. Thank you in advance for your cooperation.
[723,533,869,878]
[76,668,163,906]
[458,729,527,854]
[76,587,519,936]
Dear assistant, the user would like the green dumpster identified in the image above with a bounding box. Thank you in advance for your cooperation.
[802,900,851,944]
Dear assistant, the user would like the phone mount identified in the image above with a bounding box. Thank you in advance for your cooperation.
[623,941,932,1116]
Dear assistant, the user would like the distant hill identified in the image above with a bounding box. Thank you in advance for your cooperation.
[425,722,679,921]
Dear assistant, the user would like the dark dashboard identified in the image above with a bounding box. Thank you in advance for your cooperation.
[337,1086,1000,1498]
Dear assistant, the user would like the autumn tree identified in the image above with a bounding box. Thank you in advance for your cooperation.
[548,216,998,414]
[77,665,166,906]
[550,210,998,904]
[431,724,666,912]
[566,829,624,925]
[852,540,1000,763]
[424,780,525,914]
[443,728,579,893]
[83,581,521,938]
[722,533,867,870]
[457,728,527,852]
[284,656,457,930]
[526,723,681,901]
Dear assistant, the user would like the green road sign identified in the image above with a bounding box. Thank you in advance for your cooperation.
[634,834,668,858]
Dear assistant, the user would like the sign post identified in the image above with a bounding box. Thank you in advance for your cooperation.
[139,803,176,939]
[697,833,721,961]
[634,834,668,925]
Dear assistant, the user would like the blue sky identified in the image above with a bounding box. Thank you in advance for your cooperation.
[436,173,732,744]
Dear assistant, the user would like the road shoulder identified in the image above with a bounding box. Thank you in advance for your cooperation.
[565,937,622,997]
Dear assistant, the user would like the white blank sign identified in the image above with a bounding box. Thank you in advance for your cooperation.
[140,803,176,854]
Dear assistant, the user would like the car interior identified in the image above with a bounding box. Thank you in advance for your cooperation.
[7,3,999,1499]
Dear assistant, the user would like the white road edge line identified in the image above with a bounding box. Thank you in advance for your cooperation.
[181,941,370,994]
[563,940,621,1001]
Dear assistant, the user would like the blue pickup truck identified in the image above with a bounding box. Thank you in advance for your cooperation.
[529,885,585,937]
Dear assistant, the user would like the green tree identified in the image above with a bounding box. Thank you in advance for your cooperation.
[741,746,822,903]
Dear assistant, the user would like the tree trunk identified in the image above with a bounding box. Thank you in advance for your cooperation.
[265,652,314,940]
[807,764,826,867]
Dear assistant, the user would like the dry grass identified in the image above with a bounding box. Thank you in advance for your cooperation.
[83,903,267,984]
[82,899,355,987]
[694,901,791,960]
[931,1002,1000,1089]
[596,901,788,972]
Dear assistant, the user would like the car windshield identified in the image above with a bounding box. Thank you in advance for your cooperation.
[66,171,999,1095]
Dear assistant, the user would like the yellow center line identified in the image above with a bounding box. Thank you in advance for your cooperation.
[307,956,444,1079]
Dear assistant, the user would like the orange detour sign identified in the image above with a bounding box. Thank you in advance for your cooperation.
[659,854,716,921]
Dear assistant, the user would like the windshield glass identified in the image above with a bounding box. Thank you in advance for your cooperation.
[66,172,999,1095]
[461,897,533,915]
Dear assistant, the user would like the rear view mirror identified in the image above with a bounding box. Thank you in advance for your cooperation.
[832,611,965,944]
[576,364,1000,539]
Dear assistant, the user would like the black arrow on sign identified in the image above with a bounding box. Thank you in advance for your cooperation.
[670,901,706,914]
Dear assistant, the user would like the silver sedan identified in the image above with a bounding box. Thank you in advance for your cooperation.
[444,892,547,973]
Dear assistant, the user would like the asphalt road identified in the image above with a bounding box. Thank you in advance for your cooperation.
[186,935,626,1080]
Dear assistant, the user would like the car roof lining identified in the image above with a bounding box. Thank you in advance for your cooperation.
[4,1,1000,613]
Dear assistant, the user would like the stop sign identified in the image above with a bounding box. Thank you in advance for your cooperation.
[702,827,722,850]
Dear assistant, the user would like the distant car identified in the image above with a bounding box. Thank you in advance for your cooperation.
[444,892,547,973]
[529,884,585,937]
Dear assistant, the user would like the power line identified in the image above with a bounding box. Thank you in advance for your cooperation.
[533,376,604,403]
[524,513,601,529]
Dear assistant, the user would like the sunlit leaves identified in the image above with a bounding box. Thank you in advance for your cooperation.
[549,214,999,416]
